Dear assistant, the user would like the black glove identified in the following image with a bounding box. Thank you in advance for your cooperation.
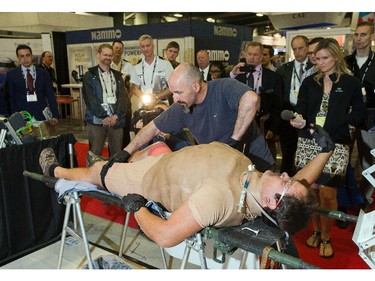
[311,125,335,152]
[100,150,131,190]
[227,138,240,149]
[122,193,147,213]
[110,150,131,163]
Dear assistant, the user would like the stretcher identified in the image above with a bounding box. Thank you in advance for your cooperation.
[23,170,322,270]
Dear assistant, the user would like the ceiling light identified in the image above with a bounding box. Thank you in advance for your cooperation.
[174,13,183,18]
[256,13,263,17]
[206,17,215,23]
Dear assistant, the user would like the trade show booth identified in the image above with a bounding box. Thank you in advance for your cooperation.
[64,19,253,84]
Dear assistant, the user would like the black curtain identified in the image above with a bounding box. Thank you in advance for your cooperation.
[0,134,77,266]
[52,31,70,96]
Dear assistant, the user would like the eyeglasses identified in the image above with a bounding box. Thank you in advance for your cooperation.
[209,70,221,74]
[275,178,295,207]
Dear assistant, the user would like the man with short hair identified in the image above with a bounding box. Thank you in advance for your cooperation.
[82,43,128,157]
[5,45,59,125]
[111,40,137,92]
[262,45,277,71]
[132,34,174,111]
[196,49,211,81]
[103,62,274,173]
[345,21,375,207]
[277,35,313,175]
[165,41,180,69]
[301,37,325,80]
[38,51,57,85]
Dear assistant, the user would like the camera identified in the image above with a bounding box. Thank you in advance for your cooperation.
[239,64,254,73]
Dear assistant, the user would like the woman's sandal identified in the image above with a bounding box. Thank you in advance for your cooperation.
[319,239,334,258]
[306,231,321,248]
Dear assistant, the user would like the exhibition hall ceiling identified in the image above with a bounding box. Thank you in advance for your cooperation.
[107,12,354,35]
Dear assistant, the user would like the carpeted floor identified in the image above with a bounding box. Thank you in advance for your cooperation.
[73,142,373,269]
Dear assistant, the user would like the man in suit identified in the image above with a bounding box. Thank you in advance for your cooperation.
[262,44,277,71]
[276,35,313,175]
[37,50,58,94]
[230,41,282,164]
[196,49,211,82]
[5,45,59,124]
[37,51,57,84]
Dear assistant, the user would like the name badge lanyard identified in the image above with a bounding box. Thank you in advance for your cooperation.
[292,65,303,97]
[358,52,374,103]
[360,52,374,84]
[99,70,116,103]
[142,56,157,87]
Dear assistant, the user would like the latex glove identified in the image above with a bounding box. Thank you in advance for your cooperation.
[122,193,147,213]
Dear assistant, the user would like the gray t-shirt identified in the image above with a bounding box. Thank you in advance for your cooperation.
[154,78,250,144]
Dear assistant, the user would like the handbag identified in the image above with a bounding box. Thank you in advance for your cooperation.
[295,87,350,177]
[295,137,349,177]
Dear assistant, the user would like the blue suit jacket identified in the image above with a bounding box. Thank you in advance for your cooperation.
[5,66,59,120]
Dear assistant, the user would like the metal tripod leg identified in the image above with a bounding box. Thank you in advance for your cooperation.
[118,211,131,257]
[118,210,169,269]
[160,247,169,269]
[180,232,207,269]
[68,143,78,231]
[57,191,94,269]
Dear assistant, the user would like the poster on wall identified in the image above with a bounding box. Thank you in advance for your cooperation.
[123,40,142,66]
[67,45,93,83]
[0,38,43,67]
[194,38,244,67]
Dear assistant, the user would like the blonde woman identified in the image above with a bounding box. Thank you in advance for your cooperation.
[292,38,367,258]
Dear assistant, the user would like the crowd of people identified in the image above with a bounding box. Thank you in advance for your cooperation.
[1,21,374,261]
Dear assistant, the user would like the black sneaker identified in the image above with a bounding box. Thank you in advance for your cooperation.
[39,148,59,176]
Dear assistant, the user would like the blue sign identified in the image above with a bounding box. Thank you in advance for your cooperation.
[66,20,252,44]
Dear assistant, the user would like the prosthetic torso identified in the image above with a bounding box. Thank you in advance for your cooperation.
[141,142,252,228]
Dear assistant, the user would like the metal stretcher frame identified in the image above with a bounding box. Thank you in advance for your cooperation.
[24,170,324,269]
[22,143,364,269]
[22,143,375,269]
[58,188,309,269]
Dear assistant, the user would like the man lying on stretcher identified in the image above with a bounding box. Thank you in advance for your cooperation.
[39,125,334,248]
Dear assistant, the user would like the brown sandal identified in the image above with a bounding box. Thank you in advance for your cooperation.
[306,231,321,248]
[319,239,334,258]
